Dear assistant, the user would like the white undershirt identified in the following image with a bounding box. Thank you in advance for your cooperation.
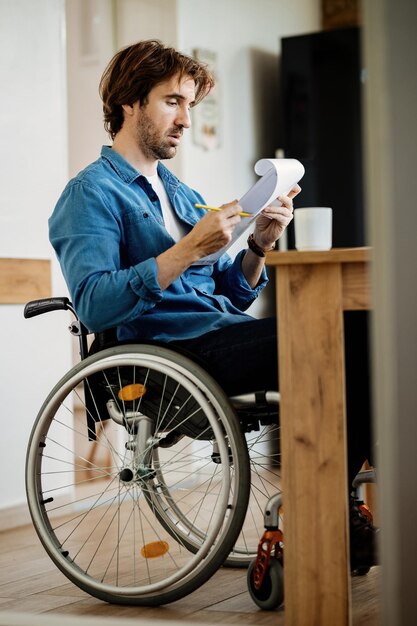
[145,174,187,242]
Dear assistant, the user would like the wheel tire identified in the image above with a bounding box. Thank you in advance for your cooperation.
[247,558,284,610]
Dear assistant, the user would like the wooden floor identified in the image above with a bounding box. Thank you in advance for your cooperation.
[0,521,380,625]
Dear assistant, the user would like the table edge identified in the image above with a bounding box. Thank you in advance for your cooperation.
[266,246,371,266]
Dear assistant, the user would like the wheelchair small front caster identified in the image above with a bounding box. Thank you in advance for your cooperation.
[247,557,284,610]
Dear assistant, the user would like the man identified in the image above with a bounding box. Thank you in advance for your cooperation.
[49,39,376,571]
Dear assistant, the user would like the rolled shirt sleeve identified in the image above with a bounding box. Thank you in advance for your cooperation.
[130,257,163,303]
[213,249,269,311]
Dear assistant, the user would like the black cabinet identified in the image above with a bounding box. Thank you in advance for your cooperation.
[281,27,365,248]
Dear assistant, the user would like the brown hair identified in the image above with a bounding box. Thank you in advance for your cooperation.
[99,40,215,139]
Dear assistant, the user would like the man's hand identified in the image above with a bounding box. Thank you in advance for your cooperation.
[156,201,242,290]
[186,201,242,257]
[253,184,302,251]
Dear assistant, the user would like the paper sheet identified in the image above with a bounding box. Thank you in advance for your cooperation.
[196,158,305,265]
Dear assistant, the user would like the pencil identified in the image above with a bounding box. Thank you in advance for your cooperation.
[195,203,251,218]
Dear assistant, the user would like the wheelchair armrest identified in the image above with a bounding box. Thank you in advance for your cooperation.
[25,297,91,362]
[24,297,72,318]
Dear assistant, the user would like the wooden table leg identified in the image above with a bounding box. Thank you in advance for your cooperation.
[276,262,351,625]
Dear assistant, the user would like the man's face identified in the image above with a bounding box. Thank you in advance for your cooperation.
[134,74,196,160]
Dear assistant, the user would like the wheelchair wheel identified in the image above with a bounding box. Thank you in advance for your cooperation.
[26,345,250,605]
[247,558,284,610]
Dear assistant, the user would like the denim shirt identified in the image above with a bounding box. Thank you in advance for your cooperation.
[49,146,268,342]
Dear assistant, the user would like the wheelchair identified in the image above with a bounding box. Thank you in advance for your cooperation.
[24,297,281,606]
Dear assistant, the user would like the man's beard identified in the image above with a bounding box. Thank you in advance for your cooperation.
[135,109,182,161]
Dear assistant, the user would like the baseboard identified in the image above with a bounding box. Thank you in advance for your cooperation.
[0,502,31,532]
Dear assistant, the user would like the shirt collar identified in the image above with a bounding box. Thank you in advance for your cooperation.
[101,146,141,184]
[101,145,180,194]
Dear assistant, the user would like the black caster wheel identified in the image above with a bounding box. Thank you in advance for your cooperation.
[247,558,284,610]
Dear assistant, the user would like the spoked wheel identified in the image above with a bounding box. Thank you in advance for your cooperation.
[26,345,250,605]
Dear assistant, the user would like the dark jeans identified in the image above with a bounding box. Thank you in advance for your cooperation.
[171,313,373,488]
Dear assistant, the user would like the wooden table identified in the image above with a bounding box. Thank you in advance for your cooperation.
[266,247,371,626]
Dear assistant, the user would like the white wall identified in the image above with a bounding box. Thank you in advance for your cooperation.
[115,0,178,47]
[66,0,115,178]
[0,0,71,519]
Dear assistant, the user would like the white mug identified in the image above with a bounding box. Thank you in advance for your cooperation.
[294,207,333,251]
